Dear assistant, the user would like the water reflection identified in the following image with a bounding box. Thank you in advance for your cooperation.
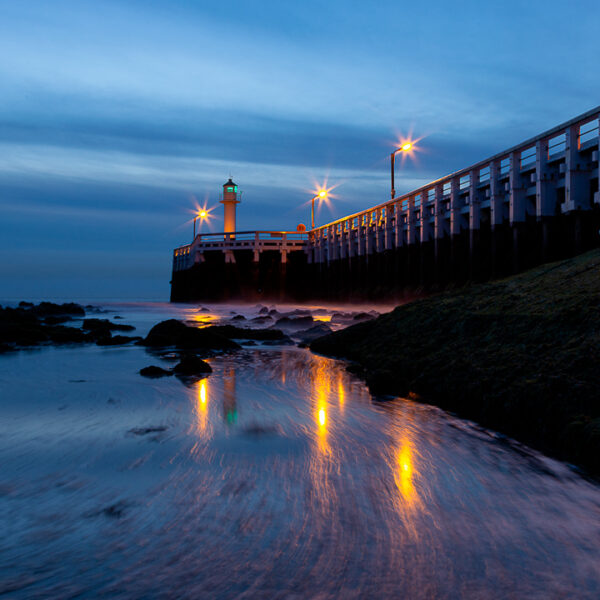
[386,403,426,538]
[191,377,212,447]
[223,366,237,424]
[5,338,600,599]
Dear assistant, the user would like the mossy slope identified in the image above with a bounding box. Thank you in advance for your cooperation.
[311,249,600,474]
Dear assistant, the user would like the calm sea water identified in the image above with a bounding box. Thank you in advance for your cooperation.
[1,302,599,599]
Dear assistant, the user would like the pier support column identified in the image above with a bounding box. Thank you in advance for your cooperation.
[469,169,481,280]
[565,125,590,213]
[509,150,527,272]
[490,160,504,277]
[536,138,555,261]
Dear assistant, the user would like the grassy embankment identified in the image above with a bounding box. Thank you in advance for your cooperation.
[311,249,600,475]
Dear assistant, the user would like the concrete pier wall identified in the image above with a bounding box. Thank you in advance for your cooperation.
[171,106,600,303]
[171,209,600,302]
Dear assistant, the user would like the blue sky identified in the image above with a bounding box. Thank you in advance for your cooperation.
[1,0,599,299]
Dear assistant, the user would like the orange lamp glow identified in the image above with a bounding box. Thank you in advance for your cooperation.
[199,210,207,218]
[401,142,412,152]
[318,190,327,198]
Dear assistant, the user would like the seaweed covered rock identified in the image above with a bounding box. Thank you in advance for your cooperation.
[142,319,240,350]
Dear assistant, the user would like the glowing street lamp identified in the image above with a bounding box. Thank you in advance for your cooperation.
[193,210,208,240]
[311,189,328,229]
[390,141,415,200]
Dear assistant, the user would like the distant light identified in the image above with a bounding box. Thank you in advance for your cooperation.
[199,210,207,218]
[401,142,412,152]
[318,190,327,198]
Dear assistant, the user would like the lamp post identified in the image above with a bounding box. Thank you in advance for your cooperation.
[390,142,413,200]
[311,190,327,229]
[193,210,208,240]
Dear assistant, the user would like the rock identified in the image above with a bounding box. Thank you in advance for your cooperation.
[274,315,314,330]
[113,315,124,319]
[46,325,90,344]
[206,325,286,340]
[30,302,85,317]
[141,319,240,350]
[261,336,293,346]
[331,312,353,324]
[140,365,173,378]
[173,355,212,376]
[83,318,135,333]
[353,312,376,321]
[294,323,333,343]
[258,306,269,314]
[96,335,140,346]
[18,301,34,308]
[43,315,72,325]
[231,315,246,321]
[250,316,273,324]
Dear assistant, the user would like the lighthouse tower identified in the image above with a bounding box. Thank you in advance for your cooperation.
[220,178,240,236]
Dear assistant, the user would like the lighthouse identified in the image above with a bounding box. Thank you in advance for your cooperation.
[220,178,240,236]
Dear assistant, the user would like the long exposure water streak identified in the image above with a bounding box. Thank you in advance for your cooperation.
[1,302,599,598]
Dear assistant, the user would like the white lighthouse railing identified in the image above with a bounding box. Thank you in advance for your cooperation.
[173,230,307,271]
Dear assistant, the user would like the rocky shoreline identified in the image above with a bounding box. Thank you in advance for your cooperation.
[311,249,600,476]
[0,302,140,351]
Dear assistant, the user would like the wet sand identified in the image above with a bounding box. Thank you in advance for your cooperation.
[1,303,599,598]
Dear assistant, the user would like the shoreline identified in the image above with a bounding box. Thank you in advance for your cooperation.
[311,249,600,476]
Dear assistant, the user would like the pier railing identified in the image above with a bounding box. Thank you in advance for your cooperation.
[173,231,307,270]
[307,106,600,264]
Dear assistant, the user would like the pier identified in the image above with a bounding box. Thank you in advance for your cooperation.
[171,106,600,302]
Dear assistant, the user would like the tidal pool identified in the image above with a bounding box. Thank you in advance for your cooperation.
[1,303,599,598]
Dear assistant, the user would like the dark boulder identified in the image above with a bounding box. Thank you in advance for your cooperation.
[331,312,353,324]
[83,318,135,333]
[353,312,377,321]
[18,301,34,308]
[30,302,85,317]
[140,365,173,378]
[261,336,294,346]
[294,323,333,343]
[46,325,90,344]
[142,319,240,350]
[274,315,314,329]
[43,315,72,325]
[173,355,213,376]
[250,316,273,324]
[96,335,140,346]
[231,315,246,321]
[205,325,286,340]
